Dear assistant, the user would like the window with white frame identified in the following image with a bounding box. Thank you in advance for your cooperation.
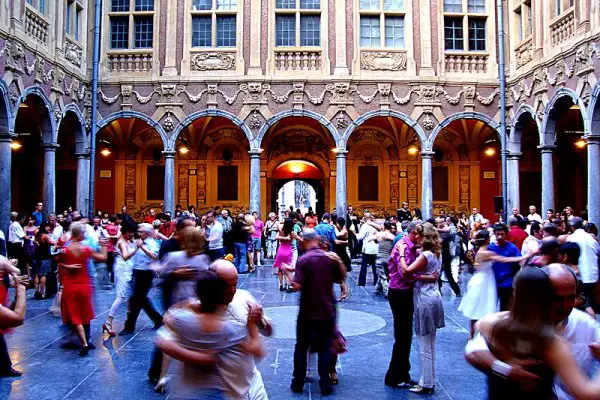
[66,0,84,42]
[275,0,322,47]
[554,0,574,17]
[443,0,487,51]
[514,0,532,42]
[27,0,46,14]
[108,0,155,49]
[359,0,405,49]
[191,0,238,48]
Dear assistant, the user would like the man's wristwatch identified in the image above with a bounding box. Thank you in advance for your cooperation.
[491,360,513,379]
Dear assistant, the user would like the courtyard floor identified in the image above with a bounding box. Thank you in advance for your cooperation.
[0,260,485,400]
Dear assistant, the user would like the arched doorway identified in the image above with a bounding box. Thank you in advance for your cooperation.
[432,118,500,218]
[95,117,164,218]
[12,93,53,213]
[261,116,336,216]
[272,160,322,217]
[513,111,542,213]
[548,96,587,215]
[174,115,251,216]
[55,111,83,214]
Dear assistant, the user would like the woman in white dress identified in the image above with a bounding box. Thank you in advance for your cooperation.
[458,230,497,339]
[103,224,138,337]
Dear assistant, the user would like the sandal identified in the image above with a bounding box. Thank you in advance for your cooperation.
[330,372,339,385]
[103,322,116,337]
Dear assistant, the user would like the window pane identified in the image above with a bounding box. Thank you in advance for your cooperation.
[360,16,380,47]
[27,0,32,4]
[135,0,154,11]
[300,15,320,46]
[300,0,320,9]
[218,166,238,201]
[147,165,165,201]
[192,0,212,10]
[443,0,461,12]
[75,10,80,41]
[555,0,561,16]
[359,0,379,10]
[134,16,153,48]
[384,0,404,10]
[110,16,129,49]
[432,166,449,202]
[111,0,129,12]
[217,0,237,10]
[467,0,485,13]
[275,15,295,46]
[444,16,463,50]
[468,18,486,51]
[385,16,404,48]
[192,16,212,47]
[276,0,295,9]
[66,3,72,34]
[358,166,379,201]
[517,9,523,41]
[39,0,45,13]
[217,16,236,47]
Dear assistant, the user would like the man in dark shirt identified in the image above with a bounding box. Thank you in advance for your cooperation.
[397,202,412,222]
[291,229,343,396]
[120,205,134,225]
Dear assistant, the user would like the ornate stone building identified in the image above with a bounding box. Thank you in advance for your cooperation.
[0,0,599,229]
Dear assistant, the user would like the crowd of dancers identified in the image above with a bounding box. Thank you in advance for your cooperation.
[0,200,599,399]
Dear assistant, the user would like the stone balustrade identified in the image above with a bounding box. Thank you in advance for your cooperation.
[444,53,489,74]
[25,6,49,45]
[550,9,575,47]
[106,51,153,73]
[274,50,322,71]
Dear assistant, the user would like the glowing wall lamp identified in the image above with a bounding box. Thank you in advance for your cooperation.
[100,148,112,156]
[10,141,22,150]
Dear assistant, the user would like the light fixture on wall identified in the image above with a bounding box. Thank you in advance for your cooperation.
[484,147,496,156]
[100,148,111,156]
[179,146,190,155]
[407,146,419,155]
[570,103,581,111]
[10,141,22,150]
[18,103,28,109]
[575,139,587,149]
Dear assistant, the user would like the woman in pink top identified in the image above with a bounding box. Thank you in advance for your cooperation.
[250,212,264,268]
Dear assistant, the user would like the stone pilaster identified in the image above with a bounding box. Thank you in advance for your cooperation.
[42,143,59,214]
[585,134,600,224]
[247,0,262,75]
[163,151,176,214]
[421,151,434,220]
[334,149,347,219]
[507,152,521,213]
[418,0,434,76]
[75,153,90,214]
[539,145,556,215]
[162,0,178,76]
[333,0,349,76]
[0,137,12,236]
[249,149,262,214]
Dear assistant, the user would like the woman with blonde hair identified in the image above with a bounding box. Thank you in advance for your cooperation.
[398,222,445,394]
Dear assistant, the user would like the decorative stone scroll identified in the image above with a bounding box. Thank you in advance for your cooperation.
[390,165,399,206]
[360,51,407,71]
[407,164,418,206]
[190,52,236,71]
[197,163,207,207]
[178,164,189,207]
[64,40,83,67]
[124,164,137,208]
[459,165,470,208]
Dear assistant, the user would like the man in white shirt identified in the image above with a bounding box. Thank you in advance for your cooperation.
[527,205,542,223]
[7,212,25,272]
[567,217,600,311]
[206,212,225,261]
[356,212,379,286]
[468,208,484,229]
[466,264,600,400]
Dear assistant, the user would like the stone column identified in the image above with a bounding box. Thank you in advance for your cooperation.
[43,143,59,214]
[0,137,12,235]
[75,153,90,213]
[249,150,262,214]
[333,0,349,75]
[421,151,434,220]
[248,0,262,75]
[507,152,521,213]
[539,145,556,215]
[163,151,176,214]
[586,134,600,224]
[335,149,347,219]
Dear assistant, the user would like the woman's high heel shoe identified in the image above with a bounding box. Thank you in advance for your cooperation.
[154,377,169,393]
[79,346,90,357]
[103,322,116,337]
[329,372,339,385]
[409,385,435,395]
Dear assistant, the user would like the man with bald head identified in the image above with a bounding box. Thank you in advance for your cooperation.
[466,264,600,400]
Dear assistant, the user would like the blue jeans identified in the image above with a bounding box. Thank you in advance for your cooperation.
[234,242,248,273]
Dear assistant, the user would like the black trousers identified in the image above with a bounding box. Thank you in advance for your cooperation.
[497,286,513,312]
[124,270,162,331]
[438,241,461,296]
[385,288,414,385]
[358,254,377,286]
[0,335,12,372]
[292,316,335,389]
[6,243,25,275]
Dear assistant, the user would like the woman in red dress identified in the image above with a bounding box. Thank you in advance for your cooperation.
[58,223,107,356]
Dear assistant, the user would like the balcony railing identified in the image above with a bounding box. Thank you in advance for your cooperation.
[106,50,153,73]
[274,49,322,72]
[25,6,49,45]
[550,9,575,47]
[444,52,489,74]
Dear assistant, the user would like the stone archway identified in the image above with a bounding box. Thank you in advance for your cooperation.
[270,159,325,217]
